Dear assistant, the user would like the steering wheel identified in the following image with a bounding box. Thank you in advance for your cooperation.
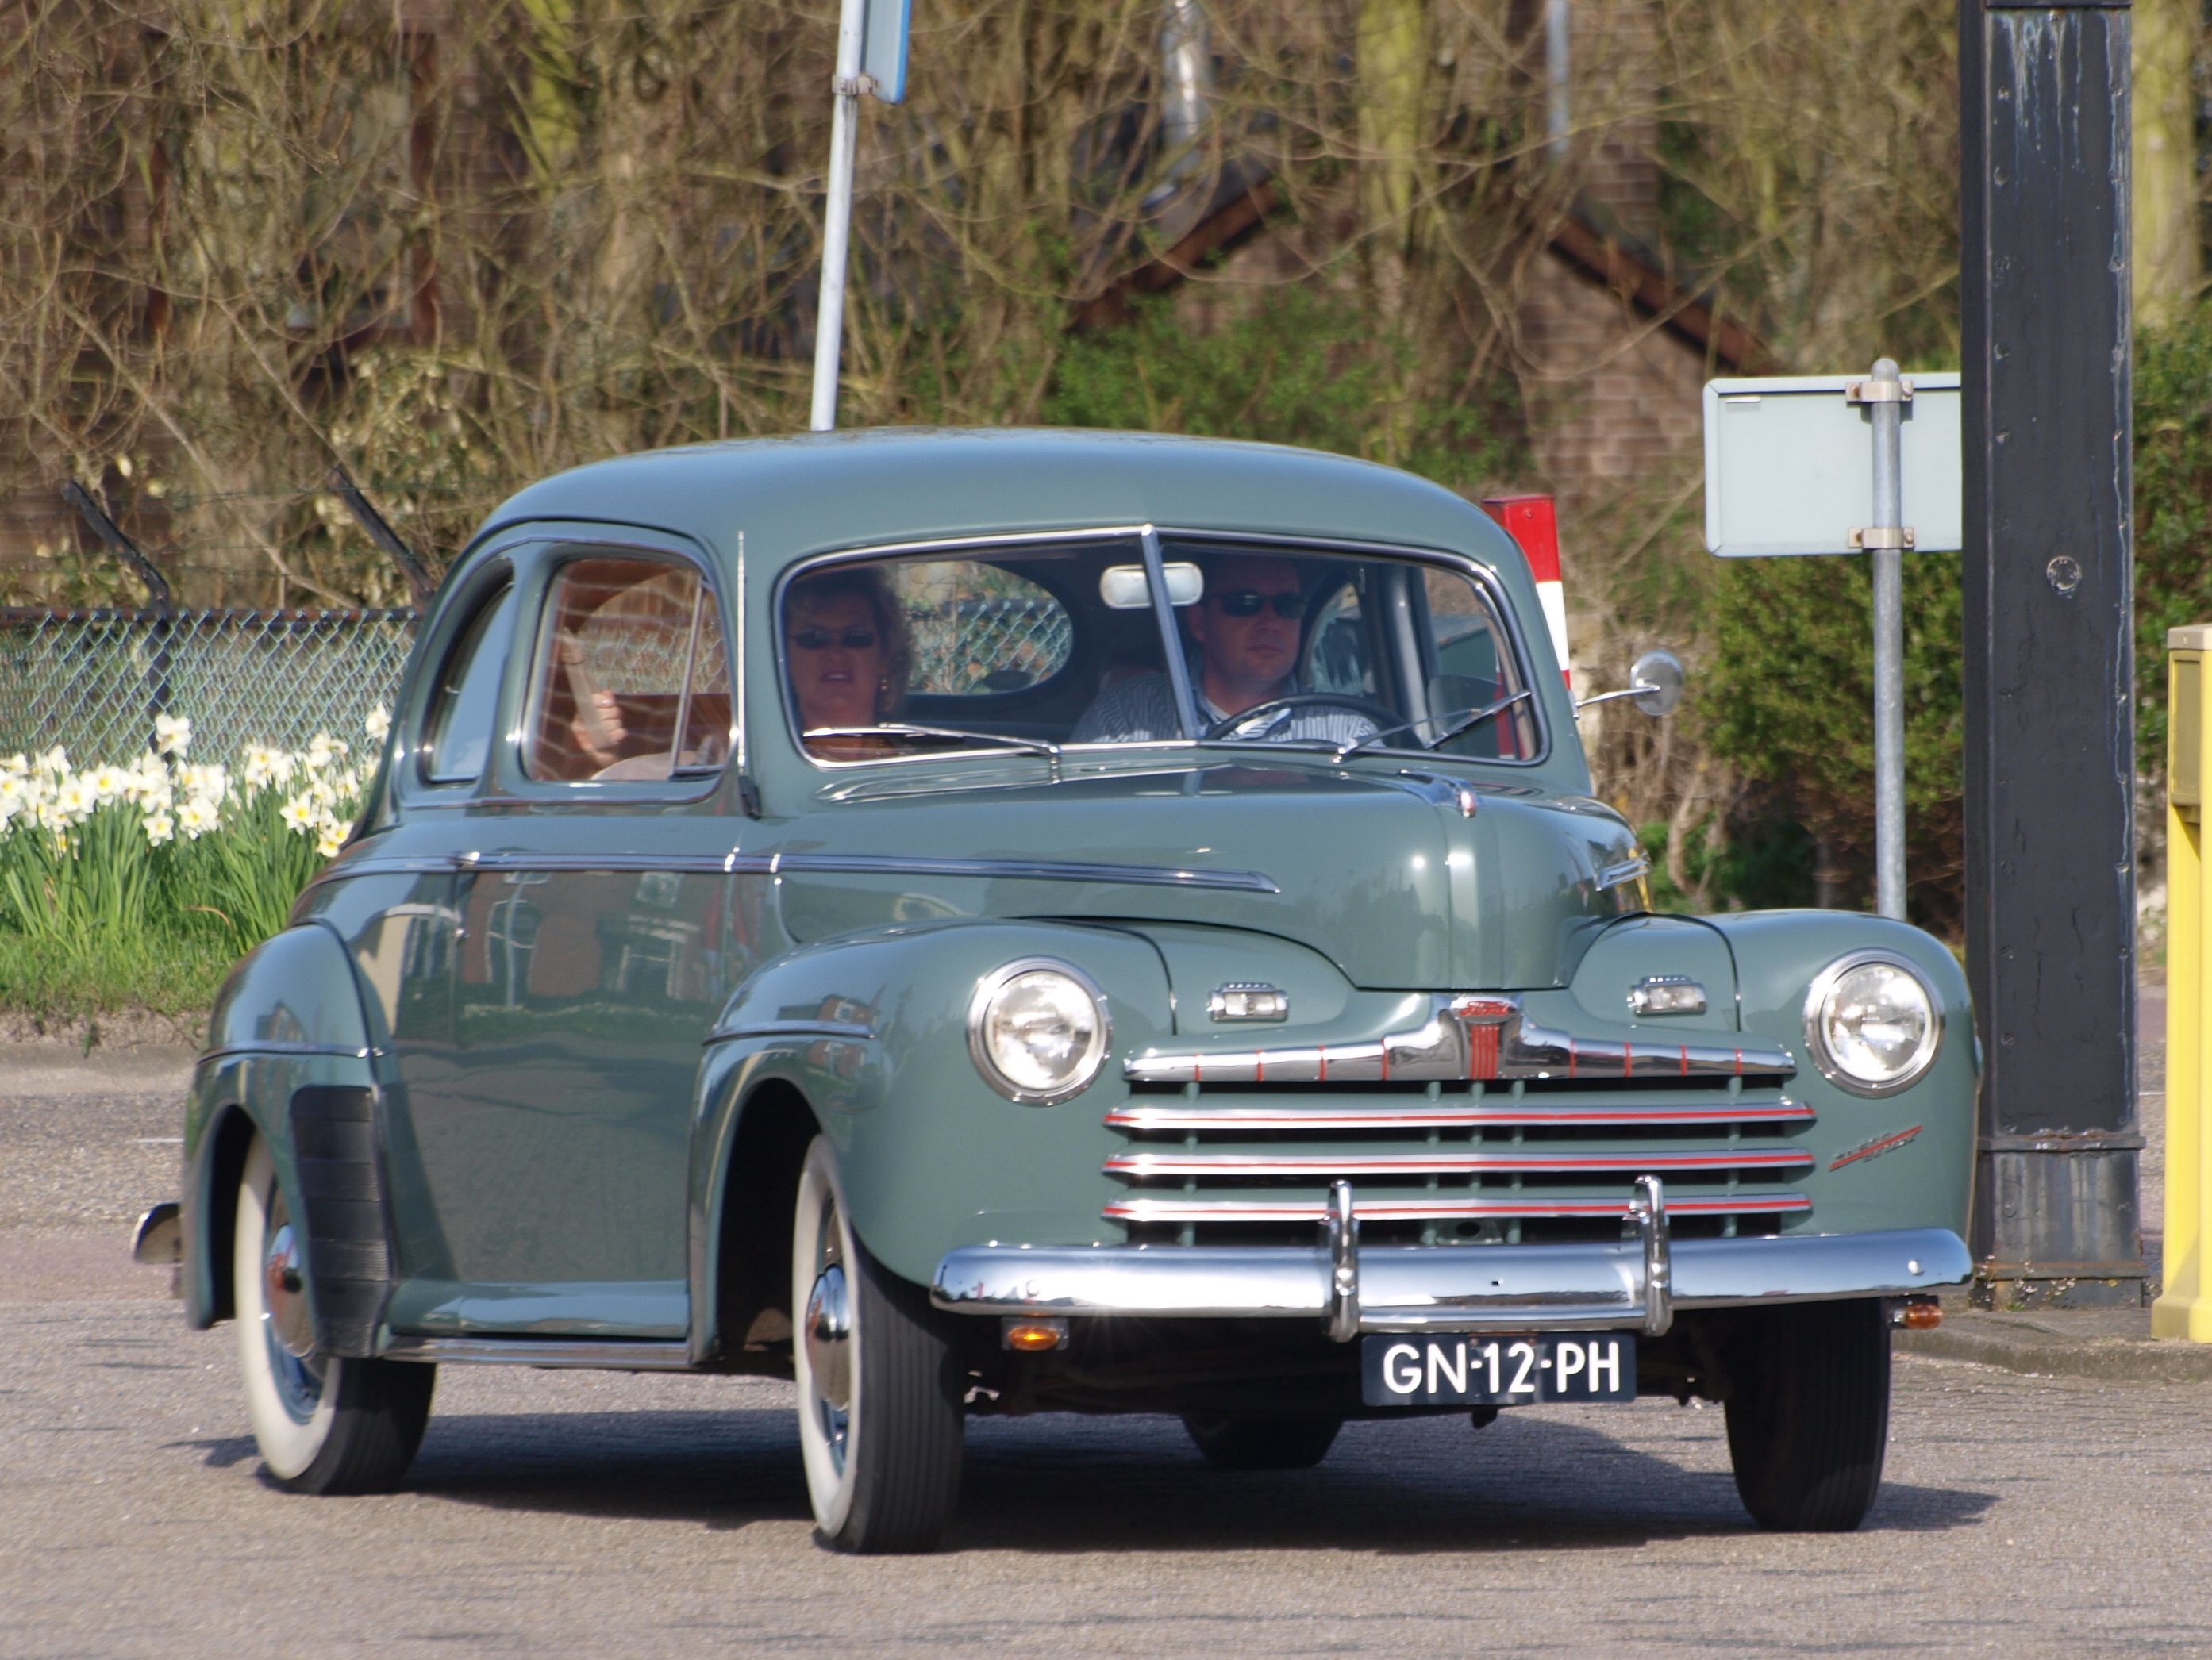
[1202,692,1402,741]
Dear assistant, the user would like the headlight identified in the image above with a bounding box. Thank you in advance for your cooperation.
[1802,951,1942,1096]
[968,959,1111,1104]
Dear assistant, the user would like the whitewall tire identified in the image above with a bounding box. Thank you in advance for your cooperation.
[233,1135,433,1493]
[792,1136,964,1552]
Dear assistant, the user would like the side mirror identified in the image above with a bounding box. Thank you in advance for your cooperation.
[1574,647,1687,717]
[1628,648,1684,717]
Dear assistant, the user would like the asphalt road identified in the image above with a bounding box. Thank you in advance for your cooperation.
[3,1032,2209,1658]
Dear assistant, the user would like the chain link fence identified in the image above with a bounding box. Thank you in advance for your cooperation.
[906,598,1074,696]
[0,608,421,768]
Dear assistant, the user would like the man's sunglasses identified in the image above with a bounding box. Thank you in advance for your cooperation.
[791,627,879,651]
[1213,590,1305,619]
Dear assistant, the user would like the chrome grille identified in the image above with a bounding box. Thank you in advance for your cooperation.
[1103,1078,1813,1247]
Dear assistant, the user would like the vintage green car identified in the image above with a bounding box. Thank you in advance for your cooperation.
[168,428,1972,1550]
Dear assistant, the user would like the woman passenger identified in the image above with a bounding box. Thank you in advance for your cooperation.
[785,566,912,759]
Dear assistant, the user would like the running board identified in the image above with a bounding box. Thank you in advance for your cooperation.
[381,1335,694,1371]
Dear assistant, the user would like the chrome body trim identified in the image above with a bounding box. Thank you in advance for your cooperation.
[706,1019,876,1044]
[1121,993,1795,1086]
[1596,853,1654,892]
[1104,1147,1814,1178]
[929,1226,1972,1329]
[1103,1097,1814,1132]
[319,848,1280,893]
[380,1335,694,1370]
[745,851,1279,893]
[197,1041,373,1067]
[1100,1192,1810,1224]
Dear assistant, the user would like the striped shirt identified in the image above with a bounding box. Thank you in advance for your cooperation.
[1070,672,1379,747]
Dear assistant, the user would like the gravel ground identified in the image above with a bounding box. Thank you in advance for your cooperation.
[3,1301,2211,1658]
[0,1003,2196,1657]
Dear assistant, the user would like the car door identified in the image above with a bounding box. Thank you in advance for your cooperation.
[385,536,762,1340]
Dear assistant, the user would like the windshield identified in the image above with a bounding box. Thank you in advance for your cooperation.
[779,536,1540,766]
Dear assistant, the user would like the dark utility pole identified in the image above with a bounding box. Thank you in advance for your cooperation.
[1960,0,2142,1306]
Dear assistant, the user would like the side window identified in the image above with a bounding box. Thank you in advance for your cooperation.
[421,584,517,785]
[1304,581,1378,698]
[900,561,1073,697]
[521,555,731,783]
[1421,567,1537,760]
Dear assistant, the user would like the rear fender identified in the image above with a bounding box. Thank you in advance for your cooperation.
[182,924,387,1348]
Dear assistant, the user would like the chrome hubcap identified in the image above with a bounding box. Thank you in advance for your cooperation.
[264,1218,314,1359]
[805,1264,852,1412]
[260,1194,325,1423]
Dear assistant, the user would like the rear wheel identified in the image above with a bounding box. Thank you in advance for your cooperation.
[233,1136,433,1494]
[792,1138,964,1553]
[1183,1416,1343,1470]
[1725,1298,1891,1531]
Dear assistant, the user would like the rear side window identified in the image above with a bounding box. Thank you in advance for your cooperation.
[521,555,731,782]
[421,584,517,785]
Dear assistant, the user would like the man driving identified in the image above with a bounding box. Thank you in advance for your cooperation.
[1071,553,1379,746]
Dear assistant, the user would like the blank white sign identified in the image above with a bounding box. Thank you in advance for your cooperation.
[1702,374,1963,556]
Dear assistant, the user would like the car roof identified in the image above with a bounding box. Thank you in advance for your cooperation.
[473,427,1522,578]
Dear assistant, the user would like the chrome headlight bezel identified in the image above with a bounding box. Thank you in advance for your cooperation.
[966,957,1112,1105]
[1802,950,1944,1097]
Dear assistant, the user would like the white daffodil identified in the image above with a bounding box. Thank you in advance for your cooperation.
[87,765,129,804]
[365,704,391,740]
[36,746,69,777]
[175,797,218,838]
[315,820,348,859]
[279,793,319,835]
[51,776,92,821]
[152,713,192,757]
[3,753,29,778]
[142,812,175,847]
[179,763,229,805]
[306,732,349,770]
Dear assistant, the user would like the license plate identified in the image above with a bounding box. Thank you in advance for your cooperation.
[1361,1334,1637,1406]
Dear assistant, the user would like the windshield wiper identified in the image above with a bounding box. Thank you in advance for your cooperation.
[1330,690,1534,763]
[802,724,1063,762]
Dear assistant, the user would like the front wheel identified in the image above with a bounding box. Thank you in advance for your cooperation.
[792,1138,964,1552]
[1724,1298,1891,1531]
[1183,1416,1342,1470]
[233,1136,433,1494]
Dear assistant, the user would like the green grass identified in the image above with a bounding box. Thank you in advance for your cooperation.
[0,926,239,1024]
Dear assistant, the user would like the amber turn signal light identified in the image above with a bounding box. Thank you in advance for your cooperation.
[1896,1297,1942,1330]
[1001,1316,1069,1352]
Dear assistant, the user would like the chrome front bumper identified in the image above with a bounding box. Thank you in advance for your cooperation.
[930,1212,1970,1338]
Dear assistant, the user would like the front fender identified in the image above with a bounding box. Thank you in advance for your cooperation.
[182,924,384,1343]
[690,918,1173,1325]
[1706,910,1975,1239]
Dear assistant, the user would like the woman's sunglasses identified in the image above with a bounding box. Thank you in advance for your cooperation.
[791,627,879,651]
[1212,590,1305,619]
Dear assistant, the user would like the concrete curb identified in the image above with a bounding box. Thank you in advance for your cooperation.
[1898,1313,2212,1383]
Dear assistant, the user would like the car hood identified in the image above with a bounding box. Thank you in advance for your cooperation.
[768,759,1646,990]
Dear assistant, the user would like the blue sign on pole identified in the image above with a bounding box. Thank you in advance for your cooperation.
[863,0,911,103]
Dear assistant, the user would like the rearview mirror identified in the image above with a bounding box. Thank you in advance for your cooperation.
[1100,563,1202,609]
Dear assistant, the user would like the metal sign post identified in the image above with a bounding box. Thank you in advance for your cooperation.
[1702,368,1962,921]
[809,0,911,433]
[1860,360,1909,921]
